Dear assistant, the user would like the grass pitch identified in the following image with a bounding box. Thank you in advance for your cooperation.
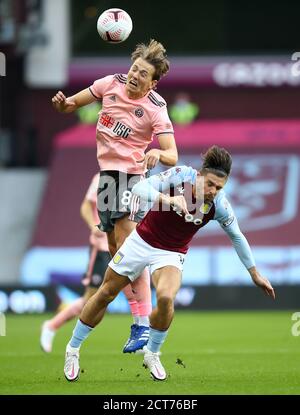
[0,311,299,395]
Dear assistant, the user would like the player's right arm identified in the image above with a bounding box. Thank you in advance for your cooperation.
[80,174,103,237]
[52,88,97,113]
[80,198,98,233]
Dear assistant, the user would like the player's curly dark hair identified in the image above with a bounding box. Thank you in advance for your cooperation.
[201,145,232,177]
[131,39,170,81]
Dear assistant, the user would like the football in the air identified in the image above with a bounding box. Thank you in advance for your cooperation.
[97,8,133,43]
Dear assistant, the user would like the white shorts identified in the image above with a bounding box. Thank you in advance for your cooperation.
[109,230,185,281]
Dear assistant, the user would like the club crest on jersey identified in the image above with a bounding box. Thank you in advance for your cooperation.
[113,252,124,264]
[199,202,212,214]
[134,107,144,118]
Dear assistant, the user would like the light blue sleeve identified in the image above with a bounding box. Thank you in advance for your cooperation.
[214,191,255,270]
[132,166,196,207]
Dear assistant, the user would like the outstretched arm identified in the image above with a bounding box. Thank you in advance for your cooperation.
[247,266,275,299]
[52,88,97,113]
[223,222,275,299]
[216,195,275,299]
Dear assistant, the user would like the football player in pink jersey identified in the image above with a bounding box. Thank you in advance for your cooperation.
[63,146,275,382]
[40,173,111,352]
[52,39,178,355]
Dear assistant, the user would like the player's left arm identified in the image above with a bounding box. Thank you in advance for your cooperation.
[216,196,275,299]
[143,133,178,169]
[132,165,194,214]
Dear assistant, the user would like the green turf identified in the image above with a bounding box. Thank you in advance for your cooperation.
[0,311,299,395]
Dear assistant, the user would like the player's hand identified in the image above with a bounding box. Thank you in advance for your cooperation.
[52,91,76,113]
[169,195,189,215]
[251,272,275,299]
[91,226,103,237]
[143,149,161,170]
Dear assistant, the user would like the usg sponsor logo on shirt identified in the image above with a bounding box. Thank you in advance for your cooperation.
[99,112,132,138]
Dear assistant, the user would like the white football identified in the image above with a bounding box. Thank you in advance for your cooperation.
[97,8,133,43]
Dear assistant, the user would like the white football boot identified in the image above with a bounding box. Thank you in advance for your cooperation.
[64,344,80,382]
[40,321,56,353]
[143,347,167,381]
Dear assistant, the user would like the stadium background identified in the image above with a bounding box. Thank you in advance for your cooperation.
[0,0,300,314]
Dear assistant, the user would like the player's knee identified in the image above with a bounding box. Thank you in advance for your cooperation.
[157,294,174,312]
[83,288,97,302]
[97,284,119,304]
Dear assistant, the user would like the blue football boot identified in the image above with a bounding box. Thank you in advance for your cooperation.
[123,325,149,353]
[123,324,139,353]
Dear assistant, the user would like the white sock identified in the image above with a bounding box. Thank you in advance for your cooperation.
[138,316,149,327]
[133,316,139,325]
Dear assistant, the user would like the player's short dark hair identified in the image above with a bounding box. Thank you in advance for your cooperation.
[131,39,170,81]
[200,145,232,178]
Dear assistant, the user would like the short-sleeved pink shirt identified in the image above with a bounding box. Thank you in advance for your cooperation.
[90,74,174,174]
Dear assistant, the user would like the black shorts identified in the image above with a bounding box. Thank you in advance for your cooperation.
[97,170,146,233]
[81,248,111,288]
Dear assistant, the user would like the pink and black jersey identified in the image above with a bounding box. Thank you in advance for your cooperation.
[89,74,174,174]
